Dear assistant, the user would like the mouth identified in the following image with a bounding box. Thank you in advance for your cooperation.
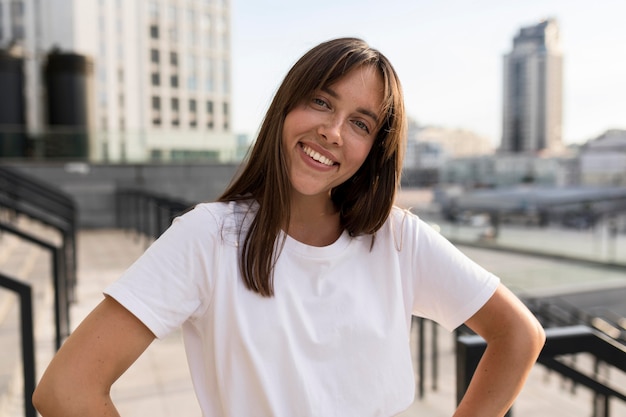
[300,143,337,167]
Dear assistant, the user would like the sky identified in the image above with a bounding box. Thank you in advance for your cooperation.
[230,0,626,146]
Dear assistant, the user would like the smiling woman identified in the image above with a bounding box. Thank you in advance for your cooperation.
[33,38,545,417]
[282,65,383,207]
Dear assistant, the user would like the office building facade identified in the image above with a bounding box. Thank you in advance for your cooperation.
[501,19,563,154]
[0,0,235,162]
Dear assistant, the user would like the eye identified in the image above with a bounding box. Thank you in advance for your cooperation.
[353,119,370,134]
[312,97,329,108]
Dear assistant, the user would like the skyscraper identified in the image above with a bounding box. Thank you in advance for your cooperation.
[501,18,563,154]
[0,0,235,162]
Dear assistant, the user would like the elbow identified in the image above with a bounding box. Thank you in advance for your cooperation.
[532,317,547,356]
[519,313,546,361]
[32,380,57,417]
[32,373,95,417]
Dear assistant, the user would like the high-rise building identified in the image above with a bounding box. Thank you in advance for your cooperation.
[0,0,235,162]
[501,18,563,154]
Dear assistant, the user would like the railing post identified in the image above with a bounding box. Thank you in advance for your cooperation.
[417,317,425,399]
[0,273,37,417]
[431,320,438,391]
[53,246,70,350]
[19,280,37,417]
[0,222,70,349]
[593,394,610,417]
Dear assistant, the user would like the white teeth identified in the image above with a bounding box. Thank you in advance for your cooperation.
[302,145,334,166]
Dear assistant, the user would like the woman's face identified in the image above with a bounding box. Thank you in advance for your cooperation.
[281,64,384,201]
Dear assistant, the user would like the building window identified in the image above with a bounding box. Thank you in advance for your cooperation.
[170,74,179,88]
[201,12,211,30]
[151,72,161,86]
[149,0,159,20]
[151,49,160,64]
[223,102,229,130]
[222,59,229,93]
[187,75,197,91]
[189,99,197,128]
[152,96,161,125]
[168,4,178,23]
[204,57,213,92]
[187,53,197,90]
[150,24,159,39]
[99,91,108,106]
[150,149,163,161]
[206,100,214,129]
[169,27,178,42]
[170,51,178,66]
[171,98,180,127]
[167,4,179,42]
[10,0,25,40]
[0,4,4,41]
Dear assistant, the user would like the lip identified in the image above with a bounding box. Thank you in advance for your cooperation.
[298,142,338,167]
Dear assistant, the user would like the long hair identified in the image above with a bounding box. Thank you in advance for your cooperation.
[218,37,406,296]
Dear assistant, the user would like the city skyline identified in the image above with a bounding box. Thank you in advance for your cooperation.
[230,0,626,146]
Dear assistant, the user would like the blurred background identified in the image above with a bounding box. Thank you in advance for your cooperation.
[0,1,625,416]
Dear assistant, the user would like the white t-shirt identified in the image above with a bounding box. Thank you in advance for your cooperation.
[105,201,499,417]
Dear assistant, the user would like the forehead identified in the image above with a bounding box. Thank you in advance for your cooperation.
[323,65,385,115]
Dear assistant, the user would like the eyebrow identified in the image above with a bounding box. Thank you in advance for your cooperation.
[321,86,380,125]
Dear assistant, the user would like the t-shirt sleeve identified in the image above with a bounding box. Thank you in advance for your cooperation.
[104,204,219,339]
[404,213,500,332]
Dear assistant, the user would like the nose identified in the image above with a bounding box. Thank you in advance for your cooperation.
[318,115,343,146]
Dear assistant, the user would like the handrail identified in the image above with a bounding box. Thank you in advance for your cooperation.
[0,166,75,225]
[0,272,36,417]
[527,294,626,345]
[0,221,70,350]
[456,325,626,417]
[115,189,192,240]
[0,165,77,299]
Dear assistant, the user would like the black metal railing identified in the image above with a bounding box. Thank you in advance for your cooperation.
[0,272,36,417]
[0,221,69,349]
[457,325,626,417]
[115,188,193,240]
[0,165,77,300]
[0,166,77,417]
[411,317,440,400]
[527,294,626,345]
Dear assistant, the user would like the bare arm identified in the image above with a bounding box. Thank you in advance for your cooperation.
[33,296,156,417]
[453,284,546,417]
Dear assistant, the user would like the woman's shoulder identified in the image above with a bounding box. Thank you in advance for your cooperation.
[377,205,438,249]
[387,205,421,230]
[185,200,256,244]
[191,200,256,222]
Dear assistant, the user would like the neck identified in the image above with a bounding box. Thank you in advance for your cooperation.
[287,193,342,247]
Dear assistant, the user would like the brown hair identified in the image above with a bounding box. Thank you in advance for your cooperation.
[218,37,406,296]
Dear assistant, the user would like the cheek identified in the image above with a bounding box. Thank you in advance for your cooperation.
[351,140,375,167]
